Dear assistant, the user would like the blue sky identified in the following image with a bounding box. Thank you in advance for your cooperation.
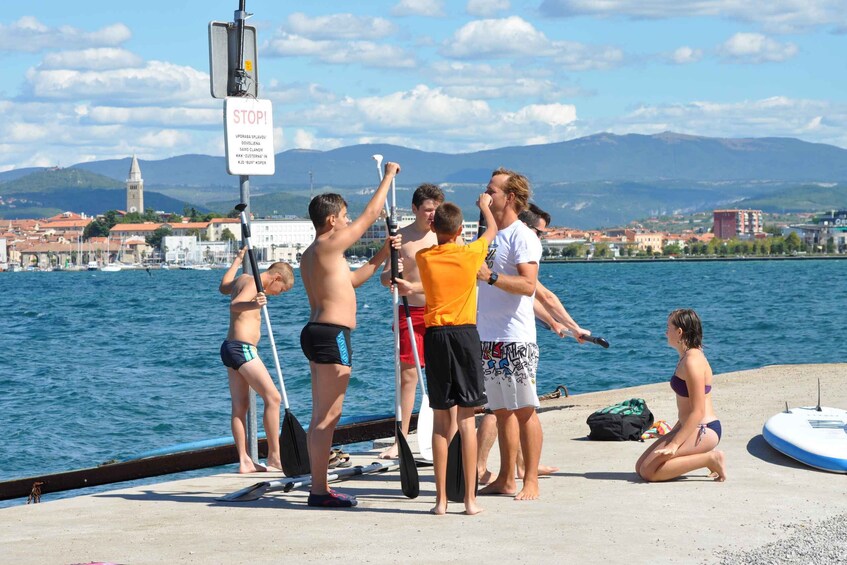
[1,0,846,171]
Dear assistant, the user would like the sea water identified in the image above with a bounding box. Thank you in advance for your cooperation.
[1,259,845,503]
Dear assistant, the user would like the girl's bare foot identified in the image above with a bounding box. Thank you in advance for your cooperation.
[517,464,560,479]
[379,443,399,459]
[708,450,727,482]
[478,468,493,485]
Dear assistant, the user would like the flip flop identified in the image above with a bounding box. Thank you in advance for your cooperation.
[328,448,351,469]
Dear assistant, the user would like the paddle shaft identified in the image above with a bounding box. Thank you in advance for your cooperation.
[238,209,292,409]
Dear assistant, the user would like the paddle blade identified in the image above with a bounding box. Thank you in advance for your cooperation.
[416,396,434,462]
[397,425,420,499]
[589,336,610,348]
[445,432,464,503]
[280,410,311,477]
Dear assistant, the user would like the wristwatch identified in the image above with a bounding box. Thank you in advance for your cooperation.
[487,272,499,285]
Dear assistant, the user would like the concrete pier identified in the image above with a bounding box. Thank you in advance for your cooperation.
[2,364,845,564]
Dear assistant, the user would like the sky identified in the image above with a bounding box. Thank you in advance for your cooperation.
[1,0,847,172]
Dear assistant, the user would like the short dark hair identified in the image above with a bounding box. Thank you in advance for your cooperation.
[308,193,347,228]
[412,183,444,208]
[668,309,703,349]
[432,202,463,235]
[528,203,551,227]
[518,209,541,229]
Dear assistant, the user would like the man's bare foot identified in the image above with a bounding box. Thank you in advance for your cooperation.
[516,464,560,479]
[707,450,727,482]
[238,460,267,474]
[379,443,399,460]
[430,502,447,515]
[479,480,516,496]
[478,468,493,485]
[514,482,539,501]
[464,500,484,515]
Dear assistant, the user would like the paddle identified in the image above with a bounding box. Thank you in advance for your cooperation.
[373,155,420,498]
[373,155,434,463]
[445,211,488,502]
[235,203,310,477]
[557,329,610,348]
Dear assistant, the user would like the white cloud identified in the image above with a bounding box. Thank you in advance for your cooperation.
[429,61,587,100]
[718,33,798,63]
[537,0,846,34]
[0,17,130,53]
[284,12,396,40]
[264,33,417,68]
[283,84,579,152]
[84,106,219,127]
[25,60,210,105]
[41,48,144,71]
[467,0,511,17]
[669,46,703,65]
[391,0,446,17]
[441,16,624,70]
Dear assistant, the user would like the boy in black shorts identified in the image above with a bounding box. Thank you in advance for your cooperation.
[414,194,496,515]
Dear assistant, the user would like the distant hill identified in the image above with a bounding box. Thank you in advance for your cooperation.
[3,132,847,227]
[736,184,847,212]
[0,167,122,194]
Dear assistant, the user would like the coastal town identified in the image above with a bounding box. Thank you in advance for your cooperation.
[1,158,846,272]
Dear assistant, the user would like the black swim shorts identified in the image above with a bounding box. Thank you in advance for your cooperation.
[220,339,259,370]
[423,324,487,410]
[300,322,353,367]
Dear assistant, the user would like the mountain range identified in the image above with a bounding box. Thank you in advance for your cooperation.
[2,132,846,227]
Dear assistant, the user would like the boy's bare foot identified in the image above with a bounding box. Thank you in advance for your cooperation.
[478,468,493,485]
[707,450,727,482]
[264,463,283,473]
[516,464,559,479]
[464,500,484,515]
[514,482,539,501]
[238,461,267,474]
[479,480,516,496]
[379,443,399,459]
[430,502,447,515]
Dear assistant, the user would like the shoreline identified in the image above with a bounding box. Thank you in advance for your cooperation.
[543,254,847,263]
[2,363,845,564]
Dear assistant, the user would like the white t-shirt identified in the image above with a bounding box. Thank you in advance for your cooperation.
[477,219,542,342]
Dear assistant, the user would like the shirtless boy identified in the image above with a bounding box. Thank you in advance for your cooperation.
[299,162,401,508]
[379,183,444,459]
[220,257,294,473]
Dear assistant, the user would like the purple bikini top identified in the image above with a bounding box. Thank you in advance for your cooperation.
[670,374,711,398]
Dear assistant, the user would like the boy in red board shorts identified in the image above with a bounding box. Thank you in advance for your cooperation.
[413,194,496,515]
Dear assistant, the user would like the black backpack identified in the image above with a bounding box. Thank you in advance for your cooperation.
[587,398,654,441]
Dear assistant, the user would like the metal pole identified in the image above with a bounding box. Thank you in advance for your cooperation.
[233,1,249,95]
[239,172,258,462]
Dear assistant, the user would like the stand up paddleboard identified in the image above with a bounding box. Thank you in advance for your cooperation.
[763,382,847,473]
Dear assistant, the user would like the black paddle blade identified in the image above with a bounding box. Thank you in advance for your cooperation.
[445,432,464,503]
[397,424,419,499]
[590,336,610,348]
[280,409,310,477]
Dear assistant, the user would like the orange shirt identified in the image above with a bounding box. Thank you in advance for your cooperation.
[416,237,489,327]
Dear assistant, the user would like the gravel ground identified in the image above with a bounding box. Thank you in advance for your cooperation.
[717,513,847,565]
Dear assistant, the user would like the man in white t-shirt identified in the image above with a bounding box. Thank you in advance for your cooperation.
[475,167,544,500]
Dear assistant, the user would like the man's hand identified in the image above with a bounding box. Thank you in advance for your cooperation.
[477,262,492,282]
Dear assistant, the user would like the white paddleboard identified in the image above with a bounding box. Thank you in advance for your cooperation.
[763,406,847,473]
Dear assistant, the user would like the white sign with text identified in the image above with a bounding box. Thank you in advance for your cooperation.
[224,97,275,176]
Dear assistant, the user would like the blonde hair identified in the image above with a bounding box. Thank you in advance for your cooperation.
[492,167,530,213]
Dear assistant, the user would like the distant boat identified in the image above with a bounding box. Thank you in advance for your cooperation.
[100,264,122,272]
[160,263,170,270]
[87,261,99,271]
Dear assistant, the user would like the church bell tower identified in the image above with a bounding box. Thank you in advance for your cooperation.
[126,155,144,214]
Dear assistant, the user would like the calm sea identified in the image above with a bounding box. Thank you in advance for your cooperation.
[2,259,845,504]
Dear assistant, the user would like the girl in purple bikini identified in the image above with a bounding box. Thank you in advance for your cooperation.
[636,309,727,482]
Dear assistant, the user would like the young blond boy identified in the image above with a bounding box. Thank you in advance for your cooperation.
[414,194,496,515]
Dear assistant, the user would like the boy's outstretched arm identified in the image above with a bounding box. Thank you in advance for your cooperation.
[477,193,496,243]
[351,233,401,288]
[330,162,400,252]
